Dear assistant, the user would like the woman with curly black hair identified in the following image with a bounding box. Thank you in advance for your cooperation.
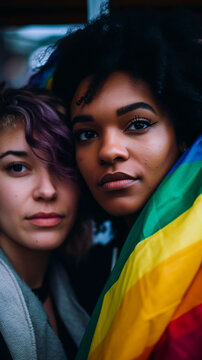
[28,9,202,359]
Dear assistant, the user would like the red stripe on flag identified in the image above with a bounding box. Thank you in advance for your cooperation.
[150,317,202,360]
[169,303,202,339]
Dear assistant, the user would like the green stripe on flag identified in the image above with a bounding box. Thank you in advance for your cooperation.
[76,159,202,360]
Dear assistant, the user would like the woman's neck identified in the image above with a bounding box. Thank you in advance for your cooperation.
[0,239,50,289]
[124,212,140,231]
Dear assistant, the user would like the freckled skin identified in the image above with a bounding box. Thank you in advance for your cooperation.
[71,72,180,220]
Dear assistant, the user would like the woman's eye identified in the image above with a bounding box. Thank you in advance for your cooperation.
[74,129,98,142]
[127,119,151,131]
[6,163,28,176]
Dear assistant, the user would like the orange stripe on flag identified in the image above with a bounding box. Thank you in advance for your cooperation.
[89,241,202,360]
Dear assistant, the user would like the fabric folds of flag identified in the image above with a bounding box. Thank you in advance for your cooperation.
[76,135,202,360]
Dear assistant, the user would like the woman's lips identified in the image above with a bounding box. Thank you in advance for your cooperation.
[26,212,64,227]
[98,172,139,191]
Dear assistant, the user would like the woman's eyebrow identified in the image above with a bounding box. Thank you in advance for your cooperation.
[71,115,93,127]
[117,102,156,116]
[71,102,156,126]
[0,151,28,159]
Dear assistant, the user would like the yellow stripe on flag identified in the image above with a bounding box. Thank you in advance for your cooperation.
[89,194,202,358]
[89,245,202,360]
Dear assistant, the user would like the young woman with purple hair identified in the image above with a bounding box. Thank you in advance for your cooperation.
[0,88,90,360]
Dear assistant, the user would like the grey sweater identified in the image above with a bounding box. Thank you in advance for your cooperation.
[0,249,89,360]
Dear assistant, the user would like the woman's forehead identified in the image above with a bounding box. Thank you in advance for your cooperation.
[71,72,163,117]
[0,114,24,129]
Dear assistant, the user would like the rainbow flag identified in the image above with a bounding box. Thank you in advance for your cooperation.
[76,136,202,360]
[26,49,59,90]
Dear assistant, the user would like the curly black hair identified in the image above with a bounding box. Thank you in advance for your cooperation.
[28,8,202,147]
[27,8,202,234]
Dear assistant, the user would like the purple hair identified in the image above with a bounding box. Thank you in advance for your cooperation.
[0,88,77,180]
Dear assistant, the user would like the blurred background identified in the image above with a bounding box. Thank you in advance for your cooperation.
[0,0,201,88]
[0,0,201,244]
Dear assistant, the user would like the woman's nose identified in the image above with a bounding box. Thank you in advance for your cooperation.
[33,168,57,201]
[98,131,129,165]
